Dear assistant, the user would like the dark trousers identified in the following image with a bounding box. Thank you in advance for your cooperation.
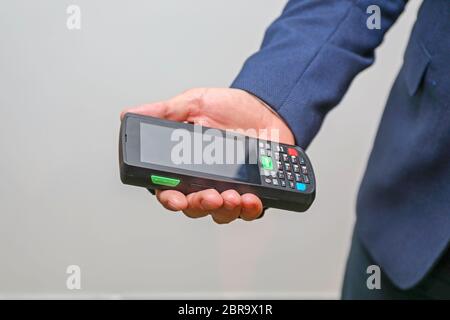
[341,231,450,300]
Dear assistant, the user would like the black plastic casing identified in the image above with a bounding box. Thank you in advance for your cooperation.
[119,113,316,212]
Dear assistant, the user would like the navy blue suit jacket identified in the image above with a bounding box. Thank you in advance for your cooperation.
[232,0,450,289]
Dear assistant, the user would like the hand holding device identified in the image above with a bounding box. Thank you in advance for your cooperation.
[121,88,306,223]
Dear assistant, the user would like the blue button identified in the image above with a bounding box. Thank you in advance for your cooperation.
[296,183,307,191]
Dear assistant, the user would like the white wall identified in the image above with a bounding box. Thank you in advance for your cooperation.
[0,0,420,298]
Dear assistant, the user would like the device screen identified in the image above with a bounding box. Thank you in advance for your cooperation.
[139,122,261,184]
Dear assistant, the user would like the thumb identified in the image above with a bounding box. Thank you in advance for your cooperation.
[121,99,192,122]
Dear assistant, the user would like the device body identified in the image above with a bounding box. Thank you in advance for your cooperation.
[119,113,316,212]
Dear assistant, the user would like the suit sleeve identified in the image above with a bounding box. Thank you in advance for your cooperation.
[231,0,407,148]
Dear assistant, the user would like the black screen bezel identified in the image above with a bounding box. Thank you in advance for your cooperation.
[123,114,262,186]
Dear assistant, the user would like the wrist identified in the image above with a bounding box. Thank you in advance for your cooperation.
[238,89,295,145]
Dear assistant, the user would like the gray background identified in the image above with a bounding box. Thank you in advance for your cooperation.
[0,0,420,298]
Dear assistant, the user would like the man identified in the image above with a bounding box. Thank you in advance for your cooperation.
[123,0,450,299]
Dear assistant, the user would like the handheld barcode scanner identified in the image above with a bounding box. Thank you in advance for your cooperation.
[119,113,316,212]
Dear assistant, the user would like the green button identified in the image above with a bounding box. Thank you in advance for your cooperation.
[260,156,273,170]
[151,175,180,187]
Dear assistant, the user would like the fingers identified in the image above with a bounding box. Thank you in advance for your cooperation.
[182,189,223,219]
[239,193,263,221]
[156,190,188,211]
[156,188,263,223]
[210,190,241,224]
